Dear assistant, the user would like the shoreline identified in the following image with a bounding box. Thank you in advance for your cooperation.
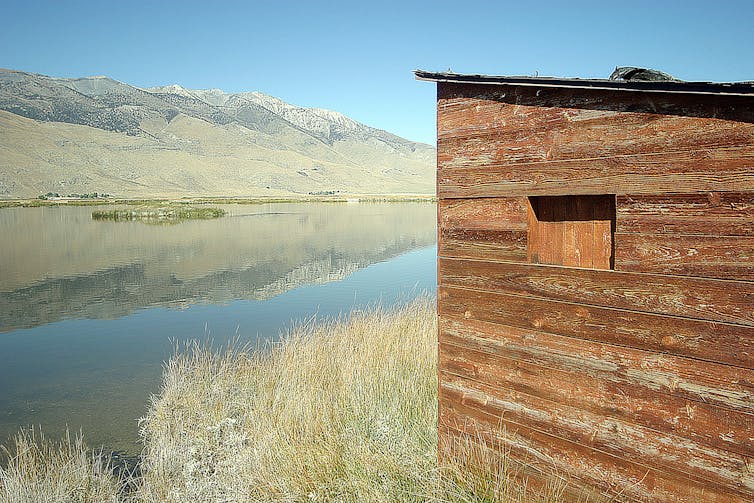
[0,194,437,209]
[0,299,562,502]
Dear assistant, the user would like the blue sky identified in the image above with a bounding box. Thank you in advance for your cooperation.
[2,0,752,145]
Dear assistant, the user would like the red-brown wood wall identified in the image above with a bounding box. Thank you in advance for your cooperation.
[436,82,754,501]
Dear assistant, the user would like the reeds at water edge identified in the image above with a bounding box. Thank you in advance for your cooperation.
[0,298,566,502]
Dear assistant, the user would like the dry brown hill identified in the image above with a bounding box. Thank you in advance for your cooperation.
[0,69,435,198]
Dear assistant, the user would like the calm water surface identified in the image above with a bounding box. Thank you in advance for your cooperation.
[0,202,437,455]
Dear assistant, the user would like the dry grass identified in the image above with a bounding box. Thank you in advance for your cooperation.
[0,428,121,503]
[135,298,562,502]
[136,299,438,502]
[1,298,567,502]
[437,432,570,503]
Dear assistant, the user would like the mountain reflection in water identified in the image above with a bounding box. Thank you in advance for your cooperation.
[0,203,436,332]
[0,202,437,456]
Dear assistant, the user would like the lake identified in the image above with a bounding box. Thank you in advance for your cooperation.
[0,202,437,456]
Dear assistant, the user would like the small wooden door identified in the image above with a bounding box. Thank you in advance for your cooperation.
[527,195,615,270]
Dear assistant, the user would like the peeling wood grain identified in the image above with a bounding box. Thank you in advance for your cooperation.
[615,232,754,281]
[439,197,528,230]
[437,146,754,197]
[440,379,754,497]
[439,286,754,415]
[440,403,741,502]
[436,84,754,197]
[617,193,754,236]
[439,197,528,261]
[437,83,754,139]
[440,228,527,262]
[437,104,754,165]
[439,327,754,459]
[433,80,754,501]
[438,258,754,361]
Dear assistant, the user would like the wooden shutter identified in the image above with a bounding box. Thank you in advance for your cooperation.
[527,195,615,270]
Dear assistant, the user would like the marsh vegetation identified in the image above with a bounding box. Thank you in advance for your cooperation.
[0,300,564,502]
[91,205,225,224]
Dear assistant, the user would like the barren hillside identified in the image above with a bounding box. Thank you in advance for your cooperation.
[0,69,435,198]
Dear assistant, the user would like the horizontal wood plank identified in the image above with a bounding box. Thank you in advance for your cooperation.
[439,325,754,458]
[440,378,754,497]
[615,232,754,281]
[438,286,754,415]
[438,257,754,362]
[437,145,754,197]
[438,197,528,261]
[617,193,754,236]
[437,84,754,197]
[438,120,754,166]
[437,84,754,156]
[440,398,741,502]
[439,197,528,230]
[439,228,527,262]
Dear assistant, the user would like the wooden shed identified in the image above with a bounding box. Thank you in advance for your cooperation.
[416,69,754,501]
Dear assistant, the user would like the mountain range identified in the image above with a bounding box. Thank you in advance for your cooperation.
[0,69,435,199]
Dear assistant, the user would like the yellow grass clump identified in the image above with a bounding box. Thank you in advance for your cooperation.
[0,428,121,503]
[136,299,439,502]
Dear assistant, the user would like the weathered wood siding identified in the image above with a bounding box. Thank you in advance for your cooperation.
[436,82,754,501]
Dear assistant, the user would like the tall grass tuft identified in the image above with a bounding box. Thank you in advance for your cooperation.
[0,428,121,503]
[136,299,439,502]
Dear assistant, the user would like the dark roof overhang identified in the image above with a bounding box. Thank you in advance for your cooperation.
[415,70,754,97]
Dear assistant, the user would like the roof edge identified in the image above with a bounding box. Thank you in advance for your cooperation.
[414,70,754,96]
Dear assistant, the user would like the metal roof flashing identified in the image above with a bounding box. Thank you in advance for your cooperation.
[414,70,754,97]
